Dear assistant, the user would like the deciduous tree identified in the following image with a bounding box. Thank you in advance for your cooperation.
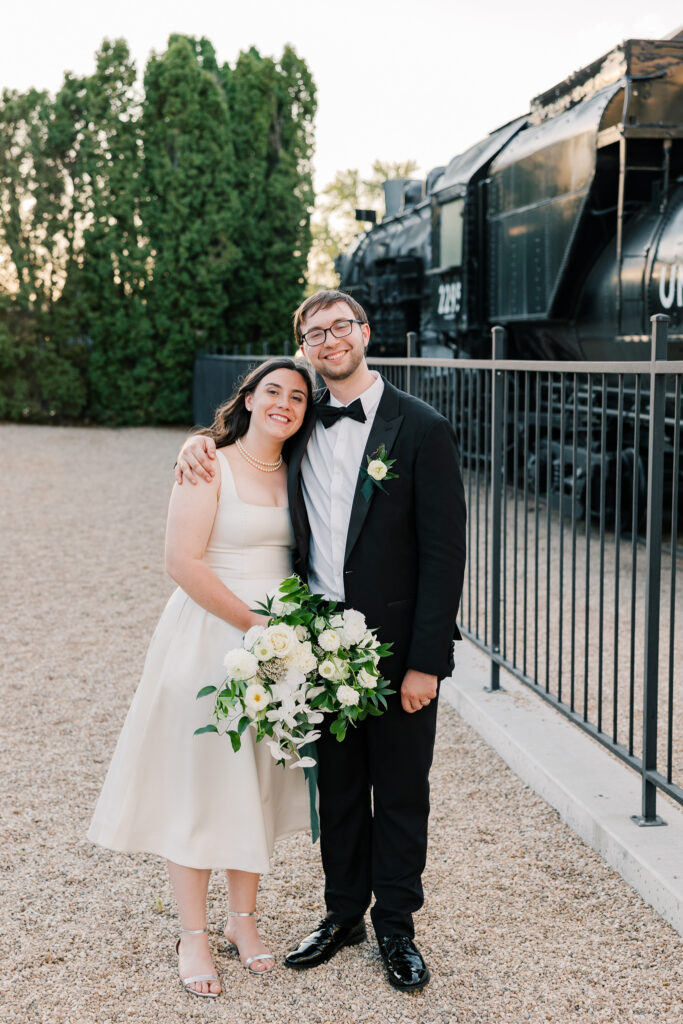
[308,160,419,292]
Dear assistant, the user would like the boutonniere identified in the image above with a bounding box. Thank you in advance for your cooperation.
[359,444,398,502]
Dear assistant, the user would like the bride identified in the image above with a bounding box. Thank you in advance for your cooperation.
[88,357,314,997]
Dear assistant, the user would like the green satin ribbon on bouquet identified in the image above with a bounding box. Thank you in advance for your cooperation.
[299,741,319,843]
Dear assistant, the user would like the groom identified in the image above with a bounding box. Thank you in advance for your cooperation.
[178,290,466,990]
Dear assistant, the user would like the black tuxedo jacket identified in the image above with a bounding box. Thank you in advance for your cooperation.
[286,377,467,684]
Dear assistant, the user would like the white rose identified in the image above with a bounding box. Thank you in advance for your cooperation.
[244,683,270,713]
[292,641,318,675]
[223,648,259,680]
[330,614,345,628]
[313,616,327,632]
[295,624,310,641]
[341,609,367,646]
[318,629,341,653]
[253,634,275,661]
[357,668,377,689]
[336,684,360,707]
[319,659,338,681]
[264,623,297,658]
[366,459,387,481]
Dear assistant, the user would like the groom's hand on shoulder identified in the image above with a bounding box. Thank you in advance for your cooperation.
[401,669,438,714]
[175,435,217,486]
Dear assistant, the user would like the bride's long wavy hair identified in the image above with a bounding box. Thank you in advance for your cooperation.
[196,356,315,453]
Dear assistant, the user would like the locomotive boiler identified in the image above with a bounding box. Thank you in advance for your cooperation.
[337,36,683,361]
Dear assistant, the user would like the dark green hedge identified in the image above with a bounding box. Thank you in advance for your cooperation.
[0,36,316,424]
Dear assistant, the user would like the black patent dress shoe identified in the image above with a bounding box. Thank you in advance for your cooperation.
[378,935,430,991]
[284,918,367,969]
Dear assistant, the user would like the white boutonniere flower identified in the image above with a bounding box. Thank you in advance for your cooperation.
[367,459,388,480]
[359,444,398,502]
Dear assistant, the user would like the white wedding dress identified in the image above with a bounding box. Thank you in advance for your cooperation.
[87,451,310,871]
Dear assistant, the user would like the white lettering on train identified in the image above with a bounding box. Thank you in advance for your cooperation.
[658,262,683,310]
[437,281,462,318]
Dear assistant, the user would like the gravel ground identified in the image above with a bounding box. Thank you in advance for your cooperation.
[1,423,682,1024]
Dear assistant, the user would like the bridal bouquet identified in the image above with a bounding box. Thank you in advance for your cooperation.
[195,575,394,765]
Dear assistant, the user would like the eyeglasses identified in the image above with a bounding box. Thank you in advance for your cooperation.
[301,319,365,347]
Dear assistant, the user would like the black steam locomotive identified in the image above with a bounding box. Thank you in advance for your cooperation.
[338,36,683,361]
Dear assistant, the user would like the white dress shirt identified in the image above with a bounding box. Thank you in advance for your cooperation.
[301,373,384,602]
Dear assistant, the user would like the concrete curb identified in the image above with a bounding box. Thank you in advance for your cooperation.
[442,639,683,938]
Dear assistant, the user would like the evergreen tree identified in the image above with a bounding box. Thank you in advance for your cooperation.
[68,40,154,424]
[0,87,87,419]
[0,35,317,424]
[142,35,239,421]
[222,46,316,349]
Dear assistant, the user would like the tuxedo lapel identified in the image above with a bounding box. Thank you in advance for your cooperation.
[344,378,403,565]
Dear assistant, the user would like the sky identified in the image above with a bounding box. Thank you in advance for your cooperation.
[1,1,681,191]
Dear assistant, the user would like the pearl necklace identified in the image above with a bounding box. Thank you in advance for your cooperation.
[235,437,283,473]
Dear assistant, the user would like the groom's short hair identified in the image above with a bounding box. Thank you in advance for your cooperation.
[293,290,369,344]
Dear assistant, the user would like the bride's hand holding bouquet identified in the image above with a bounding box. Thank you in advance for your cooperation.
[196,575,394,764]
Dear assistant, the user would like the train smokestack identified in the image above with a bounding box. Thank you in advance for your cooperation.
[383,179,406,218]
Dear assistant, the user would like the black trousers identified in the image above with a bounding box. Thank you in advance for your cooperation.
[315,690,439,939]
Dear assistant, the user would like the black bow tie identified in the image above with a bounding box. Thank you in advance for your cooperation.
[316,398,367,429]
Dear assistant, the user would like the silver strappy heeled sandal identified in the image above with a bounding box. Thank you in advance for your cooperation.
[224,910,275,974]
[175,926,221,998]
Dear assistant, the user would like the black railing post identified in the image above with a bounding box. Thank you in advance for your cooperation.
[488,326,506,692]
[632,314,669,826]
[406,331,417,395]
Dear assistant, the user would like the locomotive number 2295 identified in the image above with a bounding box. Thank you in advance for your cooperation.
[437,281,462,318]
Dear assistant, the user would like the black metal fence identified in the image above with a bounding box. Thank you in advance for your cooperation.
[368,316,683,824]
[192,342,292,427]
[192,317,683,822]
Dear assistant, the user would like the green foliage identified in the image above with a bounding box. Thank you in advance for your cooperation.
[308,160,420,292]
[69,40,155,424]
[221,45,316,350]
[141,35,239,422]
[0,299,88,421]
[0,35,317,424]
[0,85,89,422]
